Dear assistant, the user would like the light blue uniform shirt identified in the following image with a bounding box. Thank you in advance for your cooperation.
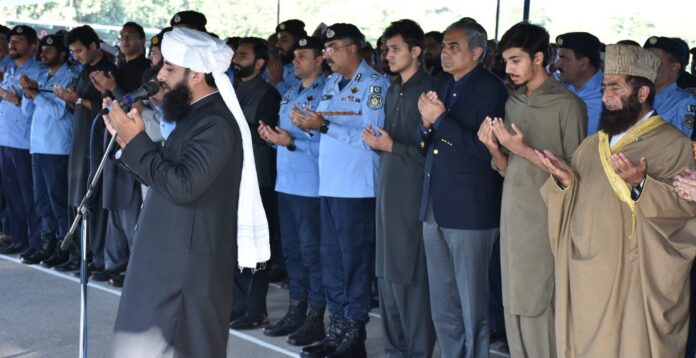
[159,108,176,140]
[315,60,390,198]
[563,70,603,135]
[0,54,13,75]
[22,63,78,155]
[263,63,300,95]
[0,58,45,149]
[275,74,325,197]
[654,82,696,136]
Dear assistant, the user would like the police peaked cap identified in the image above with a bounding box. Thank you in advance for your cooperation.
[322,23,364,46]
[276,19,306,38]
[150,27,173,49]
[644,36,688,66]
[295,36,322,51]
[40,34,67,52]
[9,25,37,41]
[170,10,207,32]
[556,32,601,55]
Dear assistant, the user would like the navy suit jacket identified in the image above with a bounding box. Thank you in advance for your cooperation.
[419,64,508,229]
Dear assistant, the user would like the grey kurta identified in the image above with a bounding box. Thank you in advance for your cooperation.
[500,77,587,316]
[112,92,242,358]
[375,69,433,284]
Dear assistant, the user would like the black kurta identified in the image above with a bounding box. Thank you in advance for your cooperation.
[375,69,434,284]
[112,92,242,357]
[67,55,117,206]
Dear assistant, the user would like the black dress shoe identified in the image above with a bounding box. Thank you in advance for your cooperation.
[287,307,325,346]
[0,235,13,249]
[91,269,117,282]
[230,315,270,330]
[19,247,37,261]
[53,259,81,272]
[0,242,28,255]
[263,300,307,337]
[21,238,56,265]
[108,273,125,288]
[41,247,69,268]
[73,263,104,277]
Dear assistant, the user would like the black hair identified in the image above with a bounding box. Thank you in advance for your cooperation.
[122,22,145,39]
[617,39,640,47]
[498,22,550,66]
[182,68,217,89]
[382,19,425,51]
[626,75,656,107]
[64,25,100,48]
[572,49,601,71]
[238,37,269,69]
[424,31,443,44]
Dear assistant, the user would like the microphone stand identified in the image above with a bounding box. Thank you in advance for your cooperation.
[60,112,119,358]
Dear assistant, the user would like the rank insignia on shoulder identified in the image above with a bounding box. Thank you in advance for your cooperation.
[684,114,695,129]
[688,104,696,113]
[367,94,383,110]
[369,85,382,94]
[321,94,333,101]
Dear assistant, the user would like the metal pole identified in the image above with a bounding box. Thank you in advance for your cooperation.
[523,0,530,22]
[495,0,501,40]
[276,0,280,26]
[79,209,89,358]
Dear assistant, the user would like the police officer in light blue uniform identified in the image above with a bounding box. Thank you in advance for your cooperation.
[258,35,328,346]
[0,25,45,256]
[643,36,696,136]
[0,25,12,77]
[293,23,389,358]
[18,33,78,265]
[263,20,305,95]
[555,32,603,135]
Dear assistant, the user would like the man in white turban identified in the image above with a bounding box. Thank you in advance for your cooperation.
[105,27,269,357]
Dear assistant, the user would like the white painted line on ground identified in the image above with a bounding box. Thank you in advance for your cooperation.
[228,329,299,357]
[0,254,298,357]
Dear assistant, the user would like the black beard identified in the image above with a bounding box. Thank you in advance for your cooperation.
[424,55,441,68]
[234,64,255,79]
[161,80,192,123]
[280,51,294,65]
[599,93,642,136]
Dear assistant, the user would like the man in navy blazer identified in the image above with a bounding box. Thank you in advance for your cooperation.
[417,17,508,358]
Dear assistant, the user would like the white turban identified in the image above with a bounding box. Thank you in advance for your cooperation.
[161,27,270,269]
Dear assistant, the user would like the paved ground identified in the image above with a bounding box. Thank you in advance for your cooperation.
[0,253,509,357]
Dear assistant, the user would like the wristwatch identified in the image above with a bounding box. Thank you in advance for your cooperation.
[287,138,297,152]
[319,120,330,134]
[75,97,83,106]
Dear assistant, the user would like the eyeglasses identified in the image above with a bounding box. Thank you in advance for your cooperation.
[119,33,139,42]
[322,44,351,54]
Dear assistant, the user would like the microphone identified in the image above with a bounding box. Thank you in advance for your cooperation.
[101,81,160,115]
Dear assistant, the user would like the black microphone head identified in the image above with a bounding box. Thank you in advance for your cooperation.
[143,81,161,96]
